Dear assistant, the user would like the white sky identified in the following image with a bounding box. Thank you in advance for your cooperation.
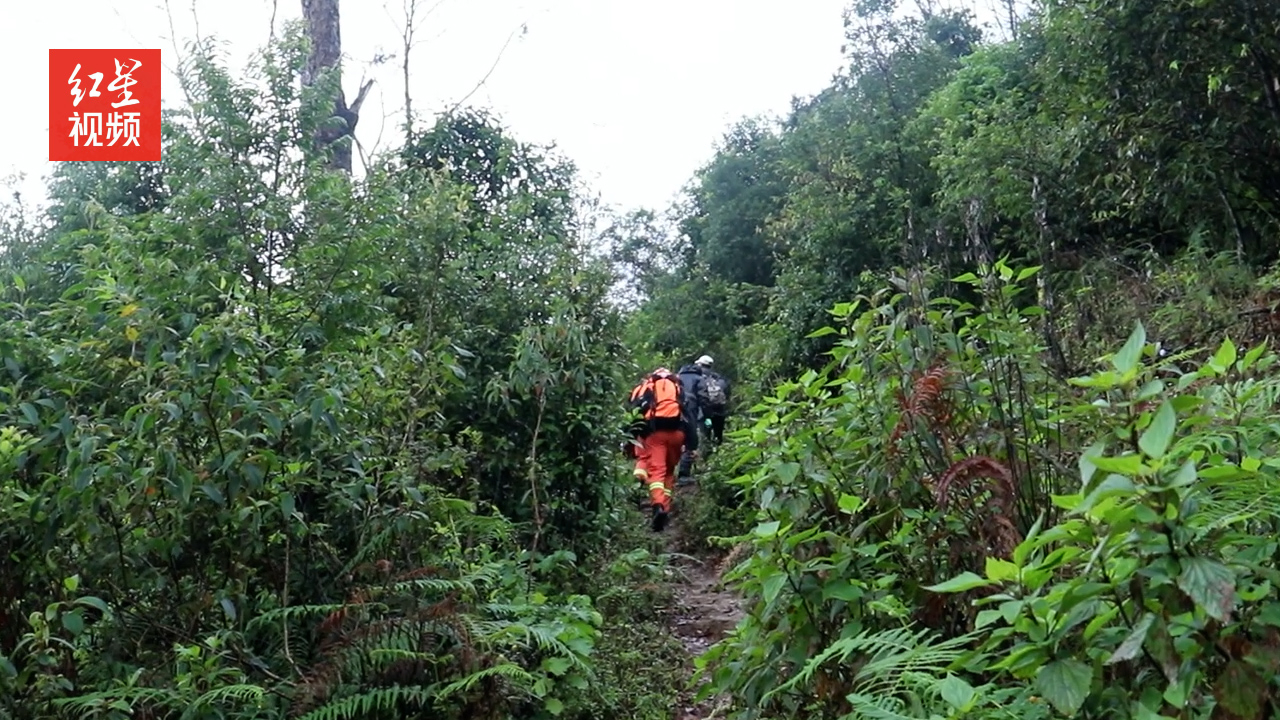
[2,0,855,215]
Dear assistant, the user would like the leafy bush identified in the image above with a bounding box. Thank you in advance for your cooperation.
[692,258,1280,719]
[0,27,645,720]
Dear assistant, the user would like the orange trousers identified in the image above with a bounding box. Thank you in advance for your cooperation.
[633,428,684,512]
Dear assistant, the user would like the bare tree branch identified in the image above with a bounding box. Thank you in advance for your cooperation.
[444,21,527,118]
[388,0,447,140]
[162,0,199,124]
[351,77,375,116]
[366,87,389,160]
[365,89,393,162]
[401,0,417,134]
[189,0,203,46]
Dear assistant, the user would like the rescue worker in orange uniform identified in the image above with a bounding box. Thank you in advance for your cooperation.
[626,367,699,531]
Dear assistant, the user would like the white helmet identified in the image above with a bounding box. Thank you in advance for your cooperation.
[695,355,713,367]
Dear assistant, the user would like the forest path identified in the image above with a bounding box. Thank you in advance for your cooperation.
[663,484,745,720]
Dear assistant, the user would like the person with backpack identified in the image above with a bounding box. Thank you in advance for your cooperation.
[693,355,731,445]
[625,367,699,531]
[674,359,708,484]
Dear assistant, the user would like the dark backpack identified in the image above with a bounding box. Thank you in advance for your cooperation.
[699,374,727,410]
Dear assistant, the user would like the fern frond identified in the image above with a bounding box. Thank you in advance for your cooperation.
[763,625,975,706]
[338,524,401,579]
[296,685,435,720]
[478,602,529,618]
[488,622,584,667]
[389,576,479,595]
[888,364,954,458]
[52,686,183,712]
[843,690,920,720]
[433,662,535,701]
[366,648,440,664]
[181,684,269,719]
[248,603,351,632]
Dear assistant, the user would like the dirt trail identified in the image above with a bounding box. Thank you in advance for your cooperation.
[664,487,746,720]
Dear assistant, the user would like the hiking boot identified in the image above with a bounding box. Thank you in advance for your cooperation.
[651,504,670,532]
[676,474,695,487]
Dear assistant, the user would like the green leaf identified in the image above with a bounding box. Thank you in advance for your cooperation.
[1132,699,1171,720]
[774,461,800,484]
[1164,676,1190,708]
[1161,460,1197,490]
[280,492,296,520]
[1078,441,1105,485]
[837,493,863,514]
[1241,343,1267,371]
[1199,464,1242,480]
[1071,370,1122,389]
[1211,337,1237,373]
[1136,379,1165,400]
[541,657,571,676]
[262,411,283,436]
[1112,322,1146,374]
[1076,474,1137,514]
[924,571,992,594]
[1255,602,1280,628]
[61,610,84,635]
[999,600,1023,624]
[762,573,787,604]
[975,609,1003,629]
[1086,454,1143,476]
[1013,513,1046,567]
[1177,557,1237,621]
[1138,402,1176,460]
[830,301,857,317]
[939,674,977,711]
[544,697,564,715]
[200,482,225,504]
[806,326,838,338]
[1035,659,1092,716]
[1106,613,1154,664]
[985,557,1019,582]
[754,520,780,539]
[822,581,862,602]
[18,402,38,426]
[75,596,109,614]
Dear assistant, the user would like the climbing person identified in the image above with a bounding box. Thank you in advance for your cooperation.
[674,359,707,485]
[626,366,699,531]
[693,355,731,446]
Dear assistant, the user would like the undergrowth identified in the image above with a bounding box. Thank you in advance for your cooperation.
[675,446,754,557]
[577,513,688,720]
[692,260,1280,719]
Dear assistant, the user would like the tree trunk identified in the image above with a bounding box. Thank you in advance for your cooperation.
[1032,175,1071,378]
[300,0,371,173]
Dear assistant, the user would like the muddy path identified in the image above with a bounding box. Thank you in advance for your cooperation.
[663,486,746,720]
